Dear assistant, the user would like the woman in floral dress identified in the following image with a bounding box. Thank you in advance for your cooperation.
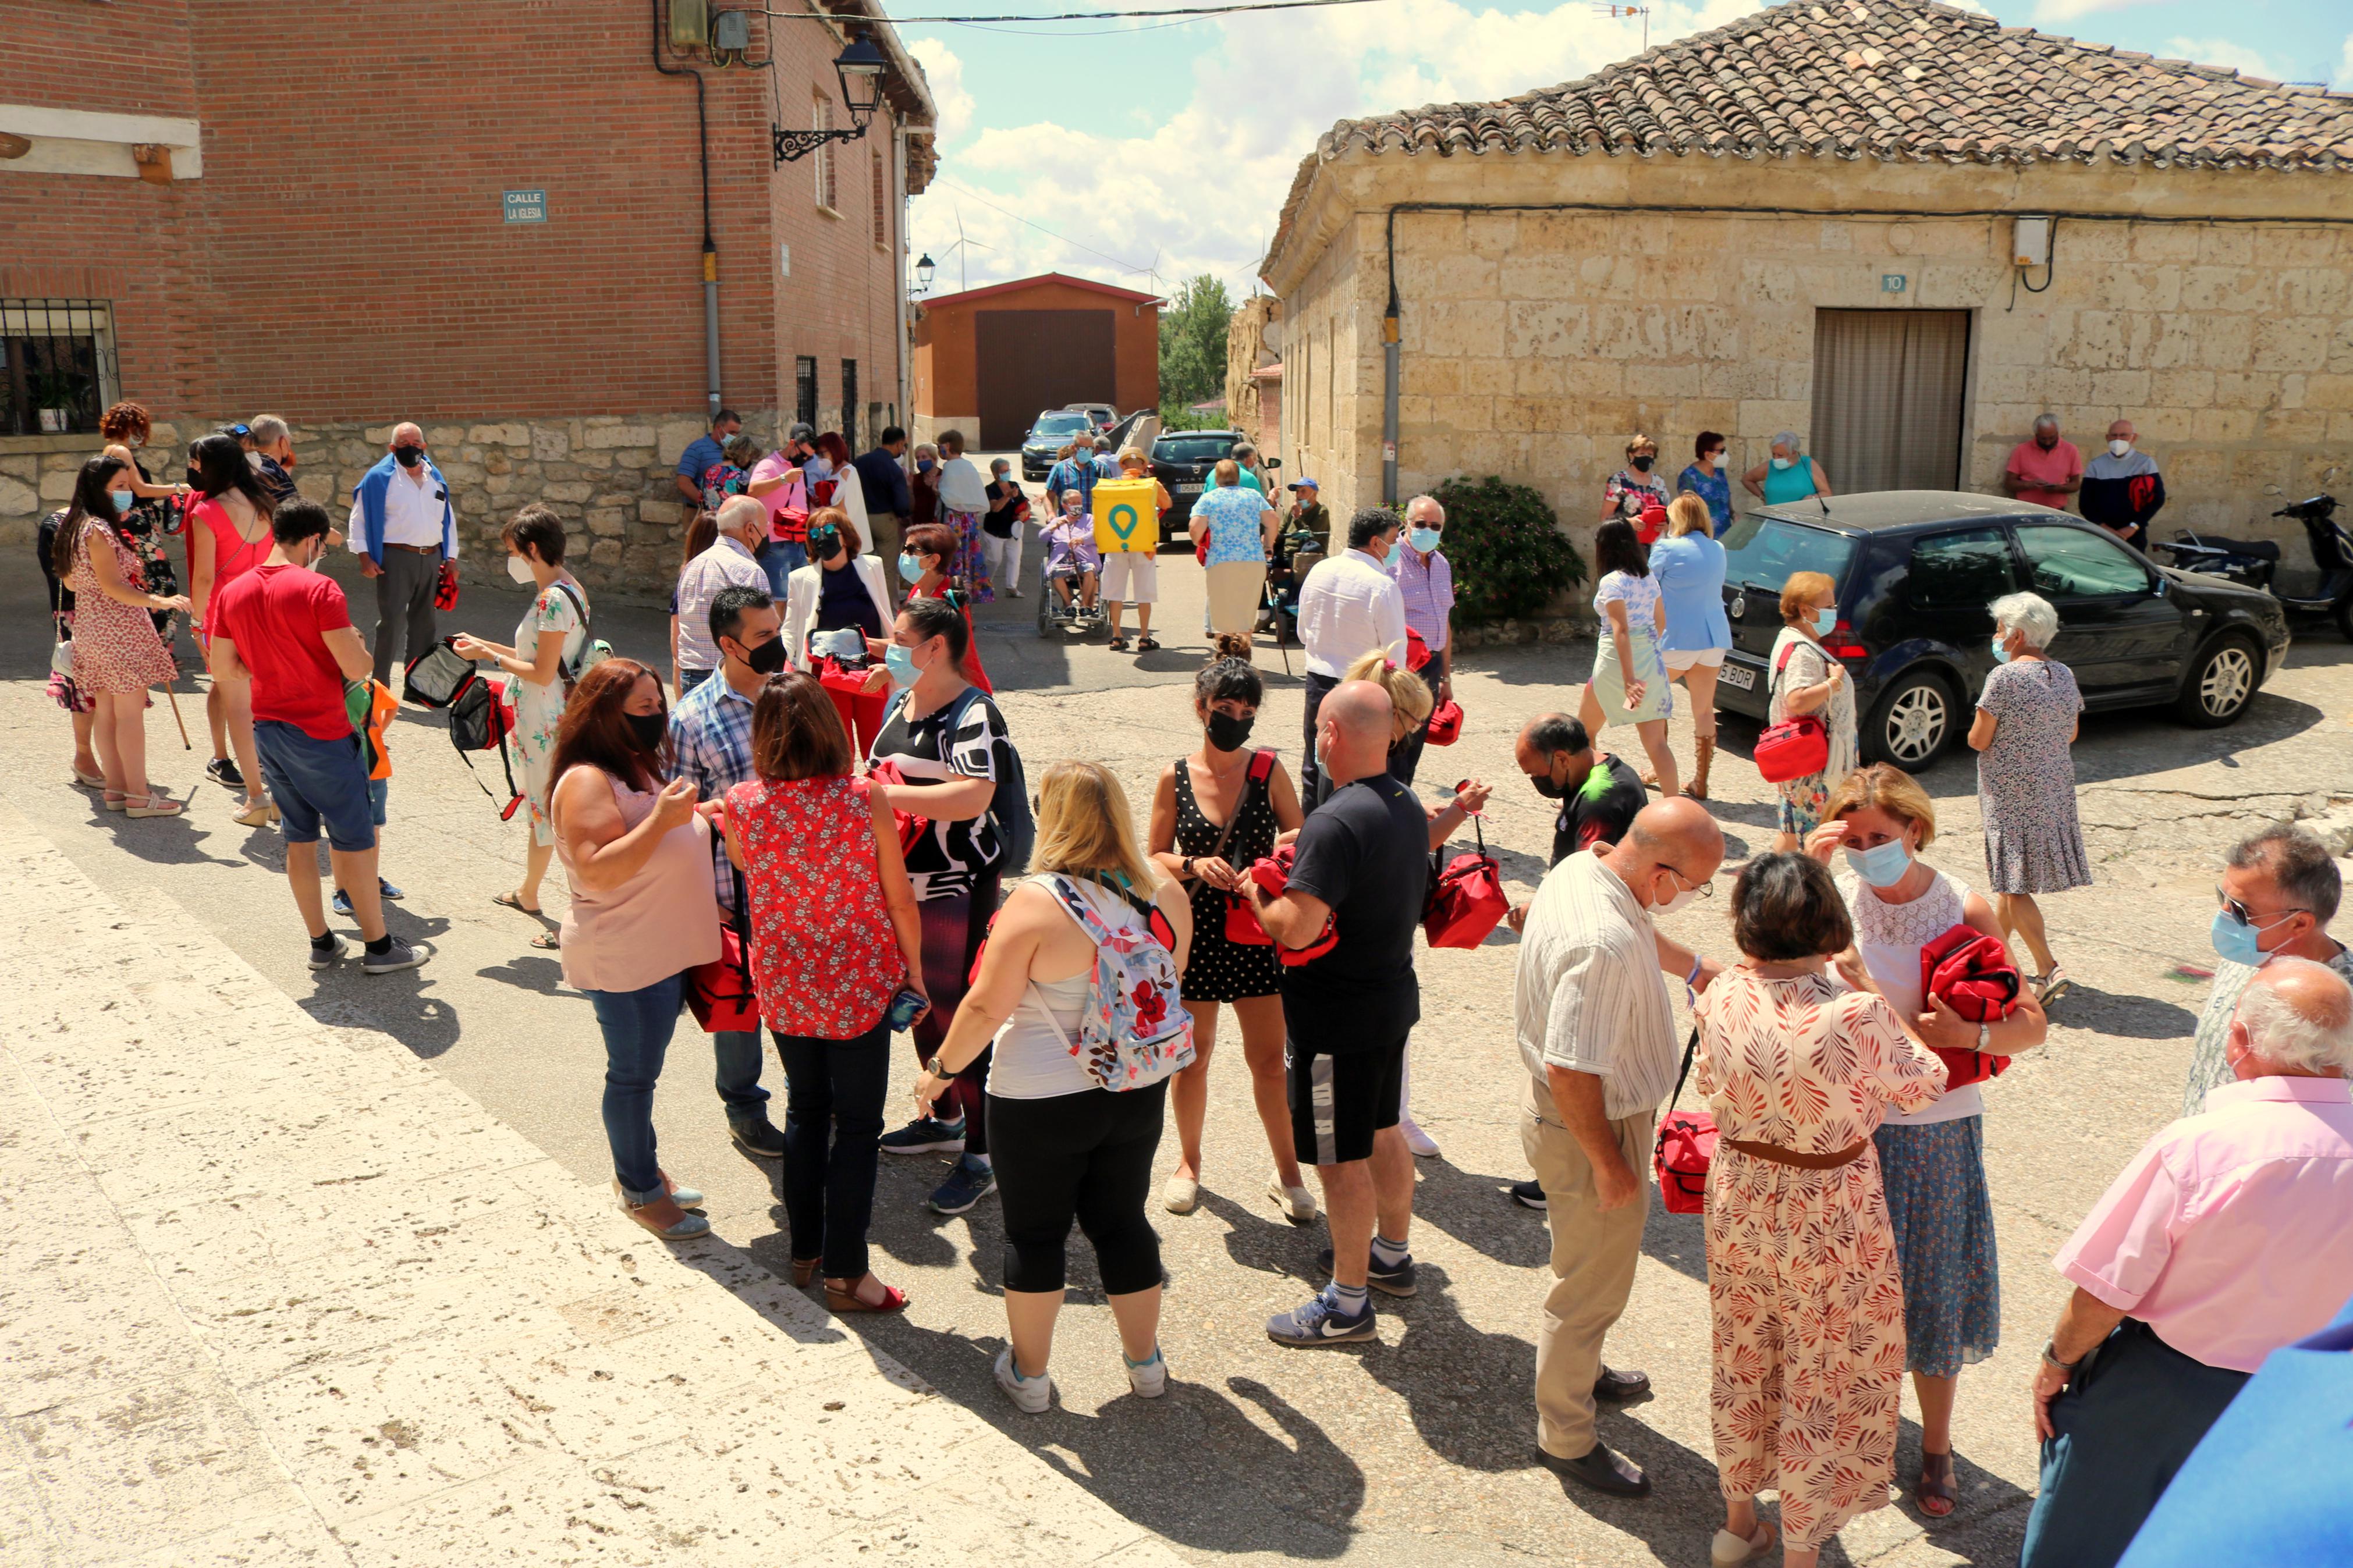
[1969,591,2091,1002]
[54,454,191,816]
[1577,519,1679,795]
[1696,852,1947,1566]
[453,505,588,937]
[725,670,924,1314]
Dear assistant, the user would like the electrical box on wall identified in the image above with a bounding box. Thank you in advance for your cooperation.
[670,0,708,48]
[2013,215,2052,269]
[712,9,750,51]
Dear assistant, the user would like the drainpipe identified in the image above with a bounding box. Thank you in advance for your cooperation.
[1382,209,1401,504]
[703,240,721,419]
[652,0,720,418]
[895,120,911,436]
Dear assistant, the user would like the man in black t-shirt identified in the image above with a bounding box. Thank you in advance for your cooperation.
[1247,681,1430,1346]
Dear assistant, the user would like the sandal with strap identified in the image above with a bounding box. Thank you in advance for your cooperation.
[824,1276,909,1314]
[102,790,129,811]
[791,1258,821,1288]
[1107,635,1130,652]
[73,766,107,789]
[1916,1449,1958,1518]
[125,793,185,819]
[1137,636,1160,652]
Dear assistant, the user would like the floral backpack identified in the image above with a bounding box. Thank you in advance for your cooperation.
[1030,874,1195,1091]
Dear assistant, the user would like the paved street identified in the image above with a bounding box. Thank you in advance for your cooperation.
[6,528,2350,1567]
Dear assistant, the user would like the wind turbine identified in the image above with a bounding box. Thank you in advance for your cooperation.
[932,208,993,293]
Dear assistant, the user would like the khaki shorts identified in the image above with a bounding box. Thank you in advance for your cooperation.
[1662,646,1726,673]
[1099,552,1159,605]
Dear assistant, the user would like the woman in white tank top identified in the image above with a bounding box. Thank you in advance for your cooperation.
[1811,764,2046,1521]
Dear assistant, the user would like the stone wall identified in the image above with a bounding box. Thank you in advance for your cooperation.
[1267,152,2353,633]
[2,410,779,601]
[1224,297,1281,451]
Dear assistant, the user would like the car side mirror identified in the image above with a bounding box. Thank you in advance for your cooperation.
[1265,458,1282,469]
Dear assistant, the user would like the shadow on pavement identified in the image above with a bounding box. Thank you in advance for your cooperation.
[2049,983,2199,1041]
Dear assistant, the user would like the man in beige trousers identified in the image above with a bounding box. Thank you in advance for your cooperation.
[1516,798,1723,1498]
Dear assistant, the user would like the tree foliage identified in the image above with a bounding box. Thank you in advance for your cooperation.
[1157,276,1232,413]
[1431,475,1587,626]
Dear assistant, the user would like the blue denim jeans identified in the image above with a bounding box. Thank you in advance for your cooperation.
[761,540,807,597]
[713,1028,771,1126]
[587,972,687,1202]
[774,1020,891,1278]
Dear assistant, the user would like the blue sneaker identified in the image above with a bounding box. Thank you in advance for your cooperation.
[331,878,403,918]
[331,887,354,917]
[880,1115,967,1156]
[927,1157,996,1215]
[378,877,404,901]
[1317,1246,1418,1298]
[1266,1286,1377,1347]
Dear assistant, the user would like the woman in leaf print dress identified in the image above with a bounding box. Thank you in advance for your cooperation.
[1692,853,1947,1567]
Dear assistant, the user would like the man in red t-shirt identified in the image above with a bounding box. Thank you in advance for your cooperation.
[2003,413,2084,511]
[208,499,427,975]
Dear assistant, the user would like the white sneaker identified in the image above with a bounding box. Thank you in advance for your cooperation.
[1400,1117,1441,1159]
[1268,1176,1317,1224]
[1124,1347,1168,1399]
[993,1346,1054,1414]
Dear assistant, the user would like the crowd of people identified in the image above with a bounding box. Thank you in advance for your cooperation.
[31,406,2345,1568]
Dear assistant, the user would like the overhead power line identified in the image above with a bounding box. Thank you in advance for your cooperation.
[767,0,1387,24]
[924,176,1155,278]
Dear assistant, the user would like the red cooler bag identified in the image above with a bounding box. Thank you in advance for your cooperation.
[1425,698,1463,746]
[686,866,761,1034]
[1652,1028,1715,1214]
[1423,813,1507,950]
[1245,844,1337,965]
[1919,924,2021,1090]
[1753,642,1829,784]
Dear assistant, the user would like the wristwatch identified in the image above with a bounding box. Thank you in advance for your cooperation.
[924,1055,948,1079]
[1181,856,1195,879]
[2040,1338,2082,1374]
[1977,1019,1992,1053]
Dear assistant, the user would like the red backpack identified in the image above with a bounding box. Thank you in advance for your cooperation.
[1919,924,2023,1089]
[1753,641,1830,784]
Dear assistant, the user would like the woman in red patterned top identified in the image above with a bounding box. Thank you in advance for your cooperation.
[723,670,925,1315]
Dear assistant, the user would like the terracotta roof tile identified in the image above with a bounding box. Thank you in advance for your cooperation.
[1265,0,2352,273]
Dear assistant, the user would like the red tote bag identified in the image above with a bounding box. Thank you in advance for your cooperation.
[1245,845,1337,965]
[1919,923,2022,1089]
[686,865,761,1035]
[1423,812,1507,949]
[1652,1028,1715,1214]
[1752,641,1829,784]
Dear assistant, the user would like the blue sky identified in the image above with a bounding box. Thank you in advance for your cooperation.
[898,0,2353,297]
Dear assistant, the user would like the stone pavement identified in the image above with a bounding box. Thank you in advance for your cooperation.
[0,796,1184,1568]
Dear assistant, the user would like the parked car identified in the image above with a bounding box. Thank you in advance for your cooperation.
[1711,491,2290,769]
[1149,429,1250,530]
[1063,403,1118,431]
[1021,410,1099,481]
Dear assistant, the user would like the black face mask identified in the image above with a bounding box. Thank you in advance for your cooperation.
[393,446,424,469]
[1630,454,1655,472]
[733,635,789,676]
[808,529,842,563]
[626,712,668,752]
[1206,710,1255,751]
[1530,768,1567,801]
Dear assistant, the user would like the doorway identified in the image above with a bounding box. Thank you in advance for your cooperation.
[974,308,1116,449]
[1809,309,1971,493]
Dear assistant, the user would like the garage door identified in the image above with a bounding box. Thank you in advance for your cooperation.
[975,308,1116,449]
[1810,309,1971,493]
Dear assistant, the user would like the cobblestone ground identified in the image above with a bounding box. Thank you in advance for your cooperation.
[5,522,2349,1566]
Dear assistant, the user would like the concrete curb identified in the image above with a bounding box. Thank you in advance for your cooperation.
[0,798,1182,1567]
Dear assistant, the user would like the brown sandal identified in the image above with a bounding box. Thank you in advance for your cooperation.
[791,1258,821,1288]
[824,1276,908,1314]
[1916,1449,1957,1517]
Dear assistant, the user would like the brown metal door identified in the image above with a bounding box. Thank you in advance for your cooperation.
[975,308,1116,449]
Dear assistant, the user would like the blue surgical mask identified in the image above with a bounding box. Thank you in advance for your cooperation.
[1812,607,1837,635]
[898,553,924,584]
[1844,839,1912,889]
[1382,537,1401,564]
[883,642,919,686]
[1771,457,1794,471]
[1312,728,1330,777]
[109,489,136,514]
[1991,634,2014,664]
[1408,528,1440,553]
[916,458,935,472]
[2210,907,2294,968]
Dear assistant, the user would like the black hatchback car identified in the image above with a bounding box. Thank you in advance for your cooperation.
[1148,428,1250,531]
[1712,492,2290,769]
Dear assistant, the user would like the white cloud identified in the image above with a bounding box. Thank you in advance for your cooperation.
[910,0,1756,296]
[2161,34,2288,78]
[2029,0,2149,26]
[907,37,974,145]
[2337,31,2353,88]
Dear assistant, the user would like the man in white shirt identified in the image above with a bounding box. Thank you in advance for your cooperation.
[1296,506,1407,799]
[673,497,773,694]
[934,429,993,596]
[1516,798,1723,1499]
[347,422,458,685]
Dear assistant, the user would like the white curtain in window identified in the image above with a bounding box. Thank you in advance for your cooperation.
[1809,310,1971,494]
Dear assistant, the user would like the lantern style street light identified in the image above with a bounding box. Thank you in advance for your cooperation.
[774,35,889,165]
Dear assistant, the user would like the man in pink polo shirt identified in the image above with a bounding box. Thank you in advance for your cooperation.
[2020,957,2353,1568]
[2003,413,2084,511]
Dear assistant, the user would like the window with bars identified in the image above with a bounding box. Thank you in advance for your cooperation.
[796,357,818,431]
[871,144,888,247]
[1,300,118,437]
[812,95,837,211]
[841,359,858,449]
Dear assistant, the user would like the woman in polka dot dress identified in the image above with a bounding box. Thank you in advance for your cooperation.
[1147,637,1313,1224]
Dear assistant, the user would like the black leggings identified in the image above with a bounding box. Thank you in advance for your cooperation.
[986,1079,1168,1295]
[912,875,999,1153]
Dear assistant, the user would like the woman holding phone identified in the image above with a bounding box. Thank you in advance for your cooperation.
[726,670,925,1314]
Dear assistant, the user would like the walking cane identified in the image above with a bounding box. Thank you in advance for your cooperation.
[164,619,192,749]
[1261,574,1291,677]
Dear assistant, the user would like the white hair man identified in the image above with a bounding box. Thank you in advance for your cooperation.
[2024,957,2353,1568]
[2078,417,2165,549]
[346,421,457,686]
[672,495,773,695]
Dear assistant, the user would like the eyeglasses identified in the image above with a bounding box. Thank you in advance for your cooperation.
[2216,885,2304,928]
[1663,865,1715,898]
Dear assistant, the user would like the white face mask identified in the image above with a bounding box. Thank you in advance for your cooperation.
[1653,870,1701,916]
[2108,439,2132,457]
[507,554,534,585]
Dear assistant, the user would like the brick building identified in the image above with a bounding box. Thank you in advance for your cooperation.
[909,273,1159,449]
[0,0,936,593]
[1261,0,2353,567]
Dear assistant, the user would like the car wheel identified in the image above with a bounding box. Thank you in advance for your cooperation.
[2174,635,2259,727]
[1864,670,1957,770]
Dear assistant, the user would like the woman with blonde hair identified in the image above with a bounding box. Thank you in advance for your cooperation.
[1765,568,1855,852]
[1808,763,2046,1520]
[914,760,1193,1413]
[1648,494,1730,798]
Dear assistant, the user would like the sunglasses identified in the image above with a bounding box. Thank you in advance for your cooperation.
[2216,885,2304,928]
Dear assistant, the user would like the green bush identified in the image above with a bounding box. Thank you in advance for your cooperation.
[1431,475,1586,626]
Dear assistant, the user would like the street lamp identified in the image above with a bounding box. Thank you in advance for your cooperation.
[773,35,889,165]
[914,253,936,293]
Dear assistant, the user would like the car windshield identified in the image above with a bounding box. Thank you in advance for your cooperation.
[1720,515,1858,595]
[1154,435,1233,464]
[1030,414,1089,439]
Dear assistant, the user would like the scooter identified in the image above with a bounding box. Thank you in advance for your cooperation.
[2153,493,2353,639]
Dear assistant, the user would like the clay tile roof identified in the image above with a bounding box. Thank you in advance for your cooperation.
[1263,0,2352,273]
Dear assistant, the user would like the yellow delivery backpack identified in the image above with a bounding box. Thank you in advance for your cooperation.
[1091,477,1161,556]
